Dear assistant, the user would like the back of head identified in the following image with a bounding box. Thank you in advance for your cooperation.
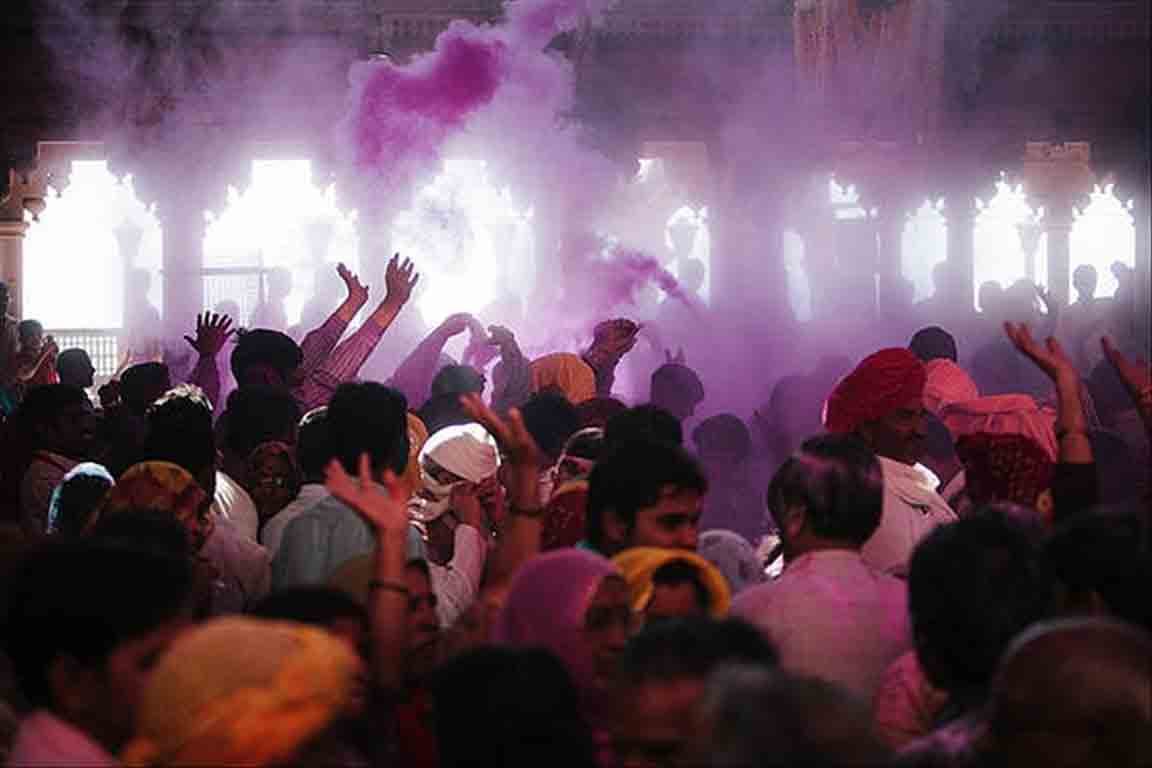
[563,427,606,462]
[577,396,628,429]
[297,407,332,482]
[520,391,581,464]
[587,439,707,553]
[909,326,958,363]
[222,386,302,460]
[604,404,684,450]
[619,617,777,686]
[989,619,1152,768]
[57,348,94,387]
[430,365,485,400]
[15,383,90,434]
[908,508,1053,707]
[650,363,704,419]
[692,414,752,463]
[48,463,114,536]
[955,432,1054,511]
[695,665,887,768]
[327,382,409,476]
[230,329,303,387]
[17,318,43,345]
[432,646,598,768]
[121,363,171,413]
[4,538,192,709]
[144,385,216,485]
[766,434,883,547]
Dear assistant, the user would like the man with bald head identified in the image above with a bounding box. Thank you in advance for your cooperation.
[986,619,1152,768]
[825,348,956,575]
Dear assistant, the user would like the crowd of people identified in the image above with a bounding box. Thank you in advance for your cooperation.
[0,254,1149,767]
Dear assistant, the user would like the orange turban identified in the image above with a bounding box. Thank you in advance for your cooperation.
[530,353,596,404]
[825,349,927,434]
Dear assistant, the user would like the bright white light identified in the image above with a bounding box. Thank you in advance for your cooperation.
[901,199,947,302]
[203,159,359,327]
[973,179,1047,309]
[664,205,712,304]
[1070,185,1135,298]
[782,228,812,322]
[24,161,163,329]
[828,177,868,220]
[390,157,535,327]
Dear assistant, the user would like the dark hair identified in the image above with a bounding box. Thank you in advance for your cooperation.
[922,412,957,463]
[14,384,90,432]
[297,407,331,481]
[222,387,301,459]
[766,434,883,546]
[432,646,598,768]
[327,382,409,476]
[56,348,93,387]
[692,414,752,461]
[4,539,192,708]
[576,397,627,429]
[86,510,195,561]
[909,326,958,363]
[619,617,777,685]
[17,319,43,342]
[230,329,303,385]
[650,364,704,408]
[251,587,367,629]
[430,365,485,399]
[563,427,605,462]
[50,470,113,537]
[586,439,707,552]
[120,362,171,413]
[651,559,712,613]
[909,508,1054,709]
[520,391,581,463]
[604,404,684,450]
[1045,514,1151,632]
[144,385,216,482]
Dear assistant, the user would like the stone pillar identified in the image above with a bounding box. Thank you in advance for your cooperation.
[944,190,977,312]
[0,166,49,318]
[1020,142,1096,308]
[1132,185,1151,350]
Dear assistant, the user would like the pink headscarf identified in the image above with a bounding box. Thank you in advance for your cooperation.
[941,394,1058,461]
[923,359,979,415]
[493,549,619,694]
[825,349,927,434]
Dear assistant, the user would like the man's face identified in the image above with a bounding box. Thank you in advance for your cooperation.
[51,400,97,459]
[627,487,702,551]
[613,677,704,768]
[861,397,927,466]
[582,574,633,688]
[405,566,441,653]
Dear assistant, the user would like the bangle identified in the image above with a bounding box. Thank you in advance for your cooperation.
[1055,427,1089,441]
[509,505,546,520]
[367,579,409,595]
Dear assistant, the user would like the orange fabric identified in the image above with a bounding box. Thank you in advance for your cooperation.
[530,353,596,404]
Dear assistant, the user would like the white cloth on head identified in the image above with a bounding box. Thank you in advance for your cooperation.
[413,423,501,523]
[211,470,260,542]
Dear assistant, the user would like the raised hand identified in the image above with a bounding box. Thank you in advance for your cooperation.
[1101,336,1151,404]
[459,393,541,470]
[383,254,419,307]
[184,312,235,358]
[487,325,517,349]
[337,262,369,307]
[325,454,408,535]
[665,347,686,365]
[1004,322,1077,383]
[440,313,478,338]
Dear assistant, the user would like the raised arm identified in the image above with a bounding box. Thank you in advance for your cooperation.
[488,325,532,413]
[583,318,640,397]
[387,312,474,408]
[296,263,370,379]
[294,256,419,412]
[1102,336,1152,433]
[325,454,410,694]
[185,312,234,409]
[460,393,543,588]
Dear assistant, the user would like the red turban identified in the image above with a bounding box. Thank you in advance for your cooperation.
[956,432,1054,510]
[824,348,927,434]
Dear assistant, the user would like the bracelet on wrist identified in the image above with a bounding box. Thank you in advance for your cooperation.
[368,579,409,595]
[508,505,545,520]
[1055,427,1089,441]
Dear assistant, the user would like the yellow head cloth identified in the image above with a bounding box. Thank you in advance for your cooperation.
[612,547,732,618]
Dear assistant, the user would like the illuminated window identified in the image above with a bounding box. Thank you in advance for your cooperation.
[203,159,359,328]
[783,228,812,322]
[390,157,534,326]
[901,199,947,303]
[664,205,711,304]
[1070,185,1135,298]
[973,179,1047,310]
[24,161,162,330]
